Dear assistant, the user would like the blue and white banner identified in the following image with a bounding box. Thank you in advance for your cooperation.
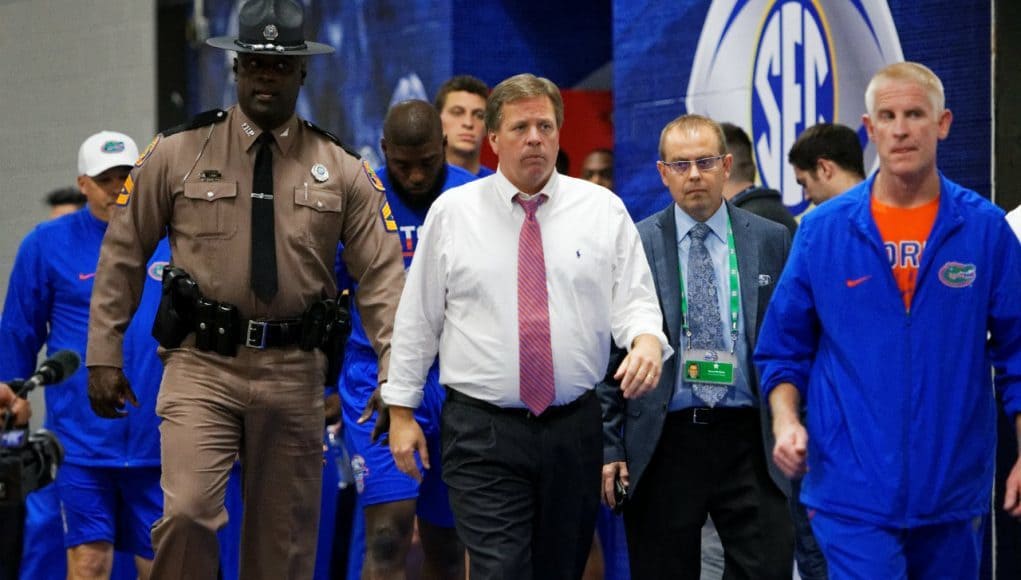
[190,1,991,222]
[615,0,991,220]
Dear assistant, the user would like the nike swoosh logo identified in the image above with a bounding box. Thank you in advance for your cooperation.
[845,275,872,288]
[78,272,96,281]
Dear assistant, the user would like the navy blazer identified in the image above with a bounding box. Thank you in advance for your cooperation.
[598,201,792,497]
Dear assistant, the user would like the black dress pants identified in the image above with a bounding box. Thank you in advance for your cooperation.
[624,407,794,579]
[441,389,601,580]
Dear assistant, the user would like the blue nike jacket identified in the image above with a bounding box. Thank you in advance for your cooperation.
[0,209,169,467]
[755,173,1021,527]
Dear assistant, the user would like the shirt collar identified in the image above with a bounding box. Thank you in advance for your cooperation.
[492,167,559,212]
[673,200,729,245]
[234,106,300,157]
[82,206,108,233]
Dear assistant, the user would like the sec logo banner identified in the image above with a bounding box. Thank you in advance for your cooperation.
[686,0,903,214]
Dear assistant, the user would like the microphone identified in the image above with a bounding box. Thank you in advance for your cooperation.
[16,350,81,396]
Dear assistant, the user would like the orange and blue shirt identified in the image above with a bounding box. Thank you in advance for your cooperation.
[871,194,940,311]
[755,172,1021,528]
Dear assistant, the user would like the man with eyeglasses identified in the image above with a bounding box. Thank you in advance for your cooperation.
[598,114,794,578]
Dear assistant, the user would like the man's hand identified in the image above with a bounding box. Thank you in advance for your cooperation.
[769,382,808,479]
[602,461,629,510]
[87,366,138,419]
[0,383,32,426]
[324,392,341,425]
[387,405,428,482]
[1004,456,1021,518]
[772,416,808,479]
[614,334,663,399]
[357,384,390,443]
[1006,415,1021,518]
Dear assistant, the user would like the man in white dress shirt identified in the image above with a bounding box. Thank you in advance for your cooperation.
[381,73,670,579]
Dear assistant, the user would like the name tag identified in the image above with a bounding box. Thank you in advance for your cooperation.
[682,349,736,386]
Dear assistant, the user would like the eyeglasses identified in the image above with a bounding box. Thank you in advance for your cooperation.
[660,155,725,175]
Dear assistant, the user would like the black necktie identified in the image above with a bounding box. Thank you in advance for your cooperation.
[251,132,278,302]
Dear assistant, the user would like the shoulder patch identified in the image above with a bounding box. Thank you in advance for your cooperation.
[162,108,228,138]
[134,108,227,171]
[134,135,161,168]
[362,160,385,193]
[303,120,361,159]
[380,200,398,232]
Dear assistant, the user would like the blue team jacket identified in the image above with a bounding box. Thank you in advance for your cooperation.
[0,209,169,467]
[754,173,1021,527]
[335,164,477,399]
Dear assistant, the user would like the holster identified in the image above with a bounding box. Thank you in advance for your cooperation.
[152,265,199,348]
[316,292,351,386]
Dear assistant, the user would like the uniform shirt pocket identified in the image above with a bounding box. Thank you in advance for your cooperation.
[294,186,343,248]
[179,181,239,239]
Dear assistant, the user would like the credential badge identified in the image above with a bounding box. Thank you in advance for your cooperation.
[311,163,329,182]
[263,24,279,41]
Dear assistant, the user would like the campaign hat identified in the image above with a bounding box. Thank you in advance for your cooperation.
[206,0,334,56]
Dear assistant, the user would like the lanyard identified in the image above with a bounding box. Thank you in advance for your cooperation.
[679,218,740,353]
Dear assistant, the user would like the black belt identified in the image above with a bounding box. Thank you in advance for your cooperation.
[445,388,594,420]
[240,318,303,349]
[669,406,758,425]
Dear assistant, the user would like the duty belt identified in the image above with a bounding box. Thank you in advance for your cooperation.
[153,265,348,364]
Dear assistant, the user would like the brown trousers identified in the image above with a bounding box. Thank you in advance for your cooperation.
[150,345,325,579]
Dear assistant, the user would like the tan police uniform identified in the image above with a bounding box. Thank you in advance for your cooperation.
[87,105,405,579]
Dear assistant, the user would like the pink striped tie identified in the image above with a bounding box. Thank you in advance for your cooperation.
[516,193,555,415]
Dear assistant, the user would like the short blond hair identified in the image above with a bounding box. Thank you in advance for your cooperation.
[865,61,945,115]
[485,74,564,132]
[658,114,727,160]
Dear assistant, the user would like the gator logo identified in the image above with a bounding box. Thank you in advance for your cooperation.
[938,262,976,288]
[148,261,170,281]
[102,140,125,153]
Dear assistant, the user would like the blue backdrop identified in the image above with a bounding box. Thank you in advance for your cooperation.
[614,0,991,220]
[192,1,990,223]
[192,0,612,169]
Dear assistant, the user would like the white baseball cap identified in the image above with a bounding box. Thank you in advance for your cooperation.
[77,131,139,177]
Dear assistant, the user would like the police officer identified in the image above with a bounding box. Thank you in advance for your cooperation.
[84,1,406,578]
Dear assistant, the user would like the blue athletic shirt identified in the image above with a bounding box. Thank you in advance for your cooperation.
[0,208,169,467]
[335,164,477,388]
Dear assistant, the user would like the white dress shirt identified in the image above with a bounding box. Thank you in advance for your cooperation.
[1008,205,1021,242]
[383,169,671,409]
